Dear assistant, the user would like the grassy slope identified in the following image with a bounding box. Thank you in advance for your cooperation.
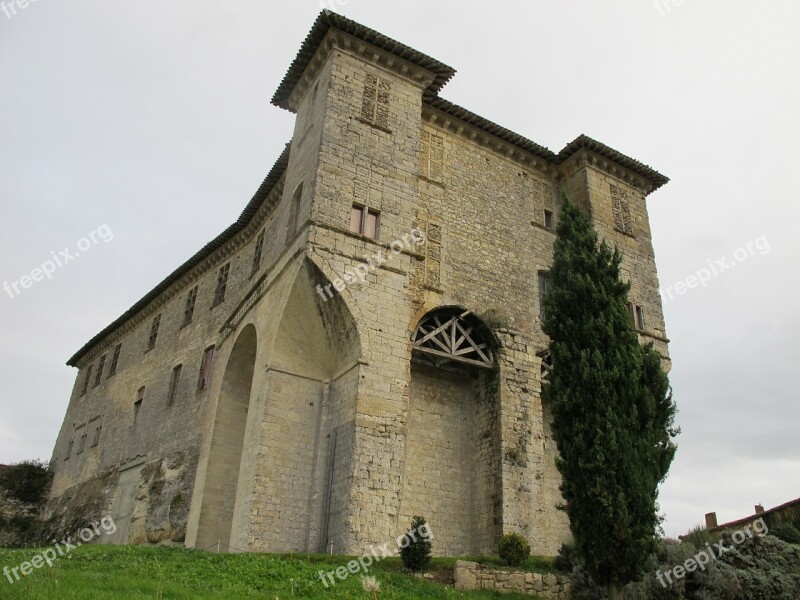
[0,546,548,599]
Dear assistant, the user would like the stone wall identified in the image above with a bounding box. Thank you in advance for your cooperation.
[454,560,572,599]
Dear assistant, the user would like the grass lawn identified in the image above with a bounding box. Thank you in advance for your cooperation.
[0,545,548,599]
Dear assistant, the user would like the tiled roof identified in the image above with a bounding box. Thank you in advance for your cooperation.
[67,144,291,367]
[272,10,456,109]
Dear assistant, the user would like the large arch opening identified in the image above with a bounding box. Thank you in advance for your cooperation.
[250,259,361,553]
[400,307,500,555]
[195,324,257,550]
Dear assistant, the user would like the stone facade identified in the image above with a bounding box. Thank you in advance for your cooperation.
[47,11,670,558]
[454,560,572,599]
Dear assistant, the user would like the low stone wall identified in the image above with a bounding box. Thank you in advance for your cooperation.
[454,560,572,599]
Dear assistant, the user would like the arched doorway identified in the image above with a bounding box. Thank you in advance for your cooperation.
[195,324,257,550]
[400,307,500,555]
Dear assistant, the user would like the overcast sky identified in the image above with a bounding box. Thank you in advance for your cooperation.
[1,1,798,539]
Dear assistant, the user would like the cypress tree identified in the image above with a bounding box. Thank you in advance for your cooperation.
[542,196,678,599]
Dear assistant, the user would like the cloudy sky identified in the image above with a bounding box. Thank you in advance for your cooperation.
[1,1,797,538]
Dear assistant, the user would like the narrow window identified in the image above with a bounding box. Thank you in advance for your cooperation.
[133,387,145,426]
[108,343,122,378]
[251,229,266,275]
[544,210,554,230]
[183,286,198,327]
[213,264,230,307]
[198,346,215,392]
[147,314,161,351]
[80,365,93,397]
[93,355,106,388]
[92,425,102,447]
[167,364,182,407]
[77,432,87,454]
[538,273,551,321]
[65,440,73,461]
[364,209,379,239]
[628,303,646,330]
[350,204,379,239]
[350,205,364,234]
[288,184,303,239]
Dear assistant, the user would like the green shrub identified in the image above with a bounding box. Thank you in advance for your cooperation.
[554,542,577,573]
[0,460,51,504]
[498,532,530,566]
[770,521,800,544]
[399,516,432,572]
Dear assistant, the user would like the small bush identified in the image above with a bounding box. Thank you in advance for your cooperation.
[498,532,530,566]
[554,542,577,573]
[770,521,800,544]
[399,516,432,572]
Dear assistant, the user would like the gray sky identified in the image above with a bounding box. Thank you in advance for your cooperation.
[1,1,798,539]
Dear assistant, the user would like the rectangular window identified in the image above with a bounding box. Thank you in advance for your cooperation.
[93,355,106,388]
[544,210,554,230]
[168,364,182,406]
[108,344,122,378]
[251,229,266,275]
[133,387,145,426]
[147,314,161,351]
[65,440,73,461]
[629,303,646,330]
[183,286,198,327]
[538,273,551,321]
[77,432,87,454]
[198,346,215,392]
[80,365,93,397]
[360,73,391,130]
[213,264,230,307]
[92,425,102,447]
[349,204,380,239]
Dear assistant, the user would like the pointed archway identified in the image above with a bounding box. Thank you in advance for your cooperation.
[195,324,257,550]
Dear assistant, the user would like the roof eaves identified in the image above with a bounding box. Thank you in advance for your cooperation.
[272,10,456,110]
[66,143,292,367]
[424,96,558,163]
[557,134,669,191]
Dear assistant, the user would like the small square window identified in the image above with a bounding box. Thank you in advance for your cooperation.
[350,204,379,239]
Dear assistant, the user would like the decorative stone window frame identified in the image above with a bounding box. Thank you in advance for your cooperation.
[357,72,392,133]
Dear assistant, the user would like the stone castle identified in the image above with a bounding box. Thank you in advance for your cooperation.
[48,11,670,557]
